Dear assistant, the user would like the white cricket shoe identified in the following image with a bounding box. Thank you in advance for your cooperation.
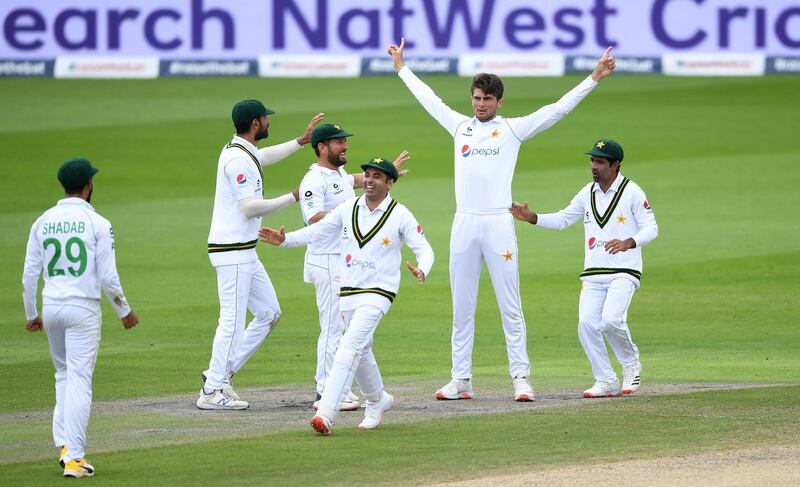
[583,380,622,398]
[341,391,361,411]
[201,371,240,400]
[358,391,396,430]
[513,375,535,402]
[435,379,473,400]
[622,361,642,395]
[196,389,249,410]
[310,415,333,436]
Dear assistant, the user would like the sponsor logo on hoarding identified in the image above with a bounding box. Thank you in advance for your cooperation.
[0,59,52,76]
[259,55,360,77]
[54,57,159,78]
[458,53,564,76]
[361,57,456,75]
[767,57,800,73]
[161,60,256,76]
[567,56,661,74]
[662,53,766,76]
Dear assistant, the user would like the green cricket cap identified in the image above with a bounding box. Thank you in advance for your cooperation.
[311,123,353,148]
[57,158,99,190]
[232,99,275,127]
[584,138,624,162]
[361,157,398,182]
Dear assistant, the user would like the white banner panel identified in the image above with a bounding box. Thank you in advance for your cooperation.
[54,56,158,78]
[458,53,564,77]
[662,53,766,76]
[259,55,361,77]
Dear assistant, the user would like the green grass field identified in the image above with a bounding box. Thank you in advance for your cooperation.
[1,73,798,485]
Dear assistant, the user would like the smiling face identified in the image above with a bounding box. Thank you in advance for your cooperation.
[320,137,348,167]
[363,167,393,201]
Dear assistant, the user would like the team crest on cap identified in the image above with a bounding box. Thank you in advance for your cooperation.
[595,141,606,149]
[236,174,247,185]
[334,125,340,130]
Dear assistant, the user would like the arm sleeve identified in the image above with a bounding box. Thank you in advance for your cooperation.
[95,221,131,319]
[536,190,586,230]
[239,193,296,219]
[630,187,658,247]
[21,220,42,320]
[397,66,470,136]
[299,175,326,225]
[258,139,302,166]
[507,76,598,141]
[399,209,434,278]
[224,157,261,201]
[282,208,344,248]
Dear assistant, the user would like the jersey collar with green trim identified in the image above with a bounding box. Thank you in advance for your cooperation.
[590,172,630,229]
[351,194,397,249]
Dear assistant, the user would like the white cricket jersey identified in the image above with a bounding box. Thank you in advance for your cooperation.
[282,195,434,314]
[22,197,131,320]
[299,163,356,255]
[207,135,301,266]
[536,173,658,287]
[398,66,598,212]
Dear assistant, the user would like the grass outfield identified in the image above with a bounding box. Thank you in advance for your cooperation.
[0,74,798,483]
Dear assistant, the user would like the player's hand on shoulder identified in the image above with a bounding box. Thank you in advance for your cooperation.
[122,311,139,329]
[25,316,43,332]
[406,261,425,283]
[259,226,286,245]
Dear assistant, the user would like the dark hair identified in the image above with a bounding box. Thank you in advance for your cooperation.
[61,181,88,194]
[235,119,254,134]
[313,141,323,157]
[471,73,504,99]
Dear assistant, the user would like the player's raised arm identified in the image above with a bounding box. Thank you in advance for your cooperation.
[591,46,617,82]
[259,112,325,166]
[389,37,469,137]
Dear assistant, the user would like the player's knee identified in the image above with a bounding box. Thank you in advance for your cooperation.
[578,317,603,335]
[600,312,623,332]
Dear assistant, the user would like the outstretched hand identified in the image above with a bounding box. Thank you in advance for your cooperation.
[510,201,537,224]
[591,46,616,81]
[259,226,286,246]
[387,37,406,71]
[296,113,325,146]
[406,261,425,283]
[393,150,410,177]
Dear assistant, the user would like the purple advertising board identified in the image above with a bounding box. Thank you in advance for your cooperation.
[1,0,799,59]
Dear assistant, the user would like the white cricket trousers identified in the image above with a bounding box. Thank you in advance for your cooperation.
[43,304,101,462]
[316,305,385,421]
[304,252,346,396]
[578,278,640,383]
[449,211,530,380]
[204,261,281,390]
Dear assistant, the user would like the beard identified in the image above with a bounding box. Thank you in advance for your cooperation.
[86,188,93,204]
[255,125,268,141]
[327,151,346,167]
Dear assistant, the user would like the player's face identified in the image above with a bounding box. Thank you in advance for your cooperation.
[590,157,619,184]
[472,88,503,122]
[363,168,393,199]
[324,138,348,167]
[254,116,270,141]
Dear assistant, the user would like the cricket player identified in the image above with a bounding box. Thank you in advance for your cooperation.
[22,158,139,478]
[198,100,323,410]
[510,139,657,397]
[260,158,433,435]
[387,38,616,401]
[299,123,410,411]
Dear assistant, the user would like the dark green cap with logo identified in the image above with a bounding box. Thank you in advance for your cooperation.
[311,123,353,148]
[232,99,275,127]
[58,158,99,190]
[361,157,398,182]
[584,138,624,162]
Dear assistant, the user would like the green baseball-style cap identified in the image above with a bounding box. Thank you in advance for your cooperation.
[311,123,353,148]
[361,157,398,182]
[584,138,624,162]
[232,99,275,127]
[57,158,99,190]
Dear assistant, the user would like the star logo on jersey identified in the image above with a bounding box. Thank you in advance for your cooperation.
[503,250,513,262]
[595,141,606,149]
[491,129,500,138]
[381,236,391,247]
[617,214,626,224]
[236,173,247,185]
